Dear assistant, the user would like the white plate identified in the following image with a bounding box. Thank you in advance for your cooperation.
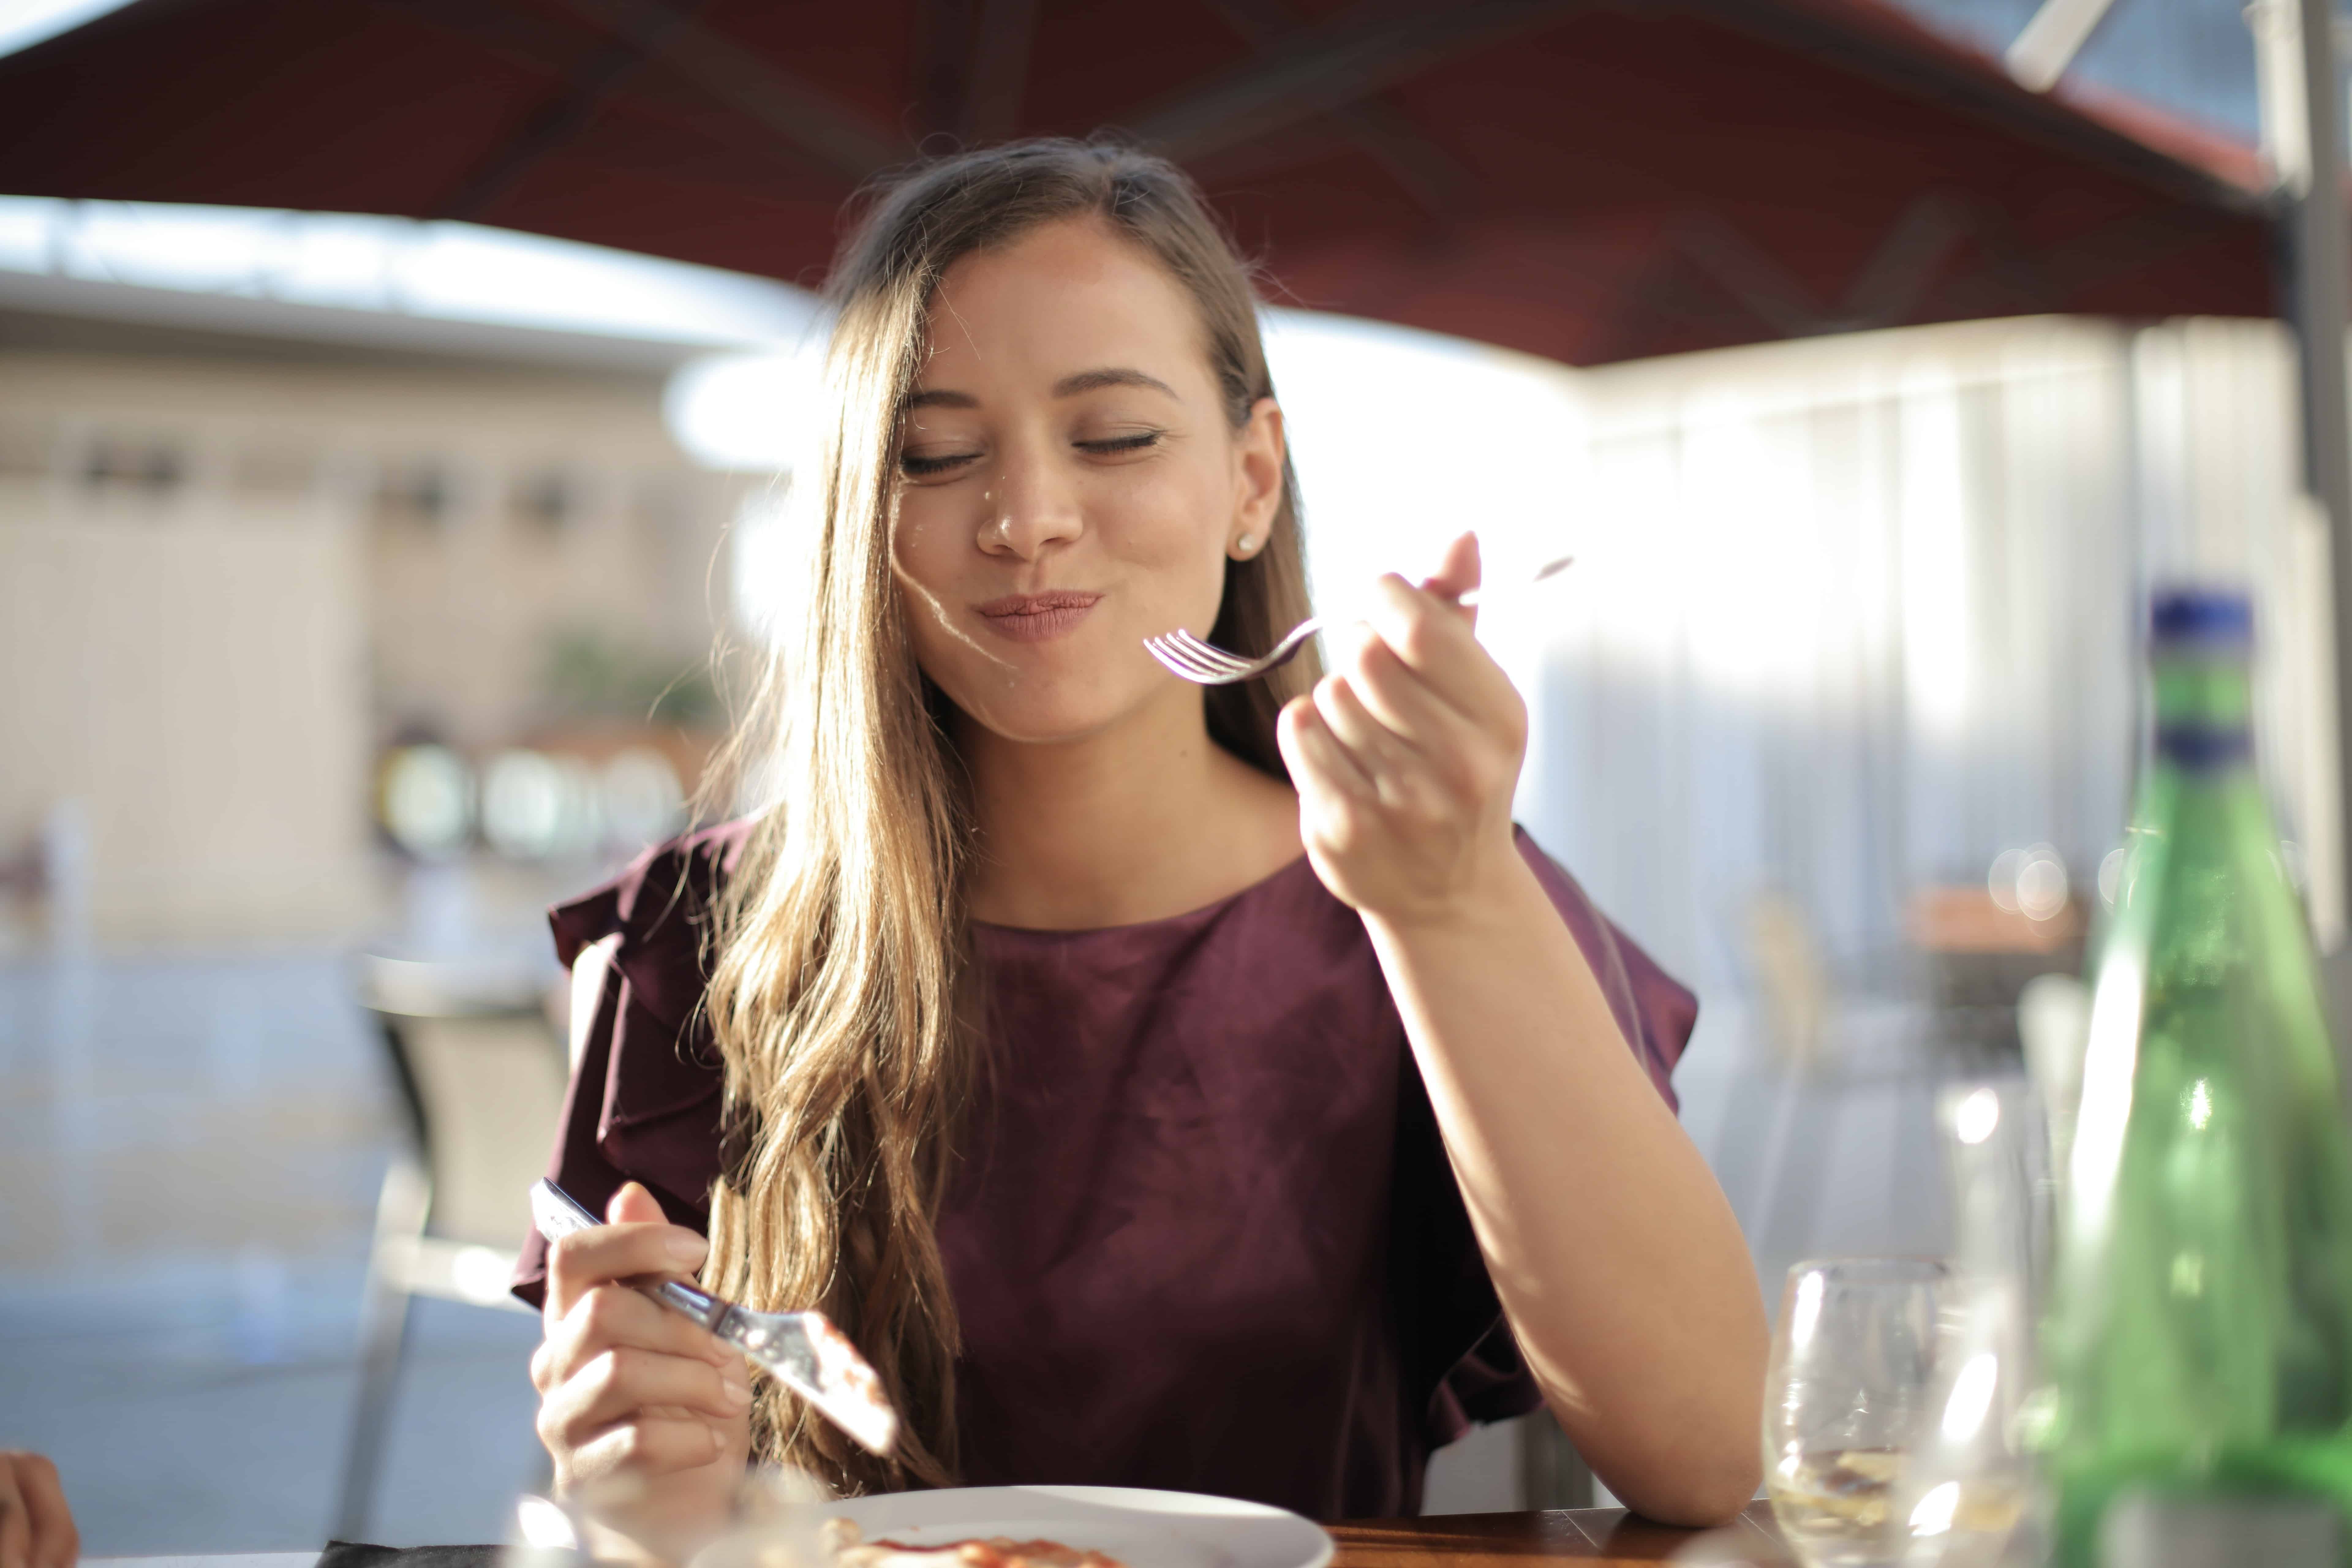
[816,1485,1335,1568]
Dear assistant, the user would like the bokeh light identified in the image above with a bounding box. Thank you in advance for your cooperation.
[379,745,474,860]
[481,749,602,861]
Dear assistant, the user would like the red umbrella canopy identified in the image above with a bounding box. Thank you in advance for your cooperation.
[0,0,2278,366]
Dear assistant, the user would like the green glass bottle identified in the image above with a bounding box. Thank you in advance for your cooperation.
[2042,590,2352,1566]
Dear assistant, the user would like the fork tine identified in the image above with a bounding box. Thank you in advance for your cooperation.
[1151,631,1236,673]
[1146,557,1573,686]
[1143,632,1204,672]
[1175,652,1250,683]
[1179,653,1259,684]
[1167,630,1255,675]
[1145,634,1242,683]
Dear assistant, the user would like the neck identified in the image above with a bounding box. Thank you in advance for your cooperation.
[956,685,1301,930]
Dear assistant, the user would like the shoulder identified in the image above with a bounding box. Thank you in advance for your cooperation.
[550,816,758,1027]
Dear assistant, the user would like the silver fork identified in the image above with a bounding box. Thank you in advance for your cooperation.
[1144,553,1575,685]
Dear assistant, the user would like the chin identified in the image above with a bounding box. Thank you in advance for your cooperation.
[942,669,1143,748]
[958,697,1125,748]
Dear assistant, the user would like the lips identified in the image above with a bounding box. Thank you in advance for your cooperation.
[974,591,1102,644]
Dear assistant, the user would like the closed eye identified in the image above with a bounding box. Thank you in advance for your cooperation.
[1078,432,1161,457]
[901,450,979,477]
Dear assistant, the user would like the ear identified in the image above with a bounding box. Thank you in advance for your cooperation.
[1229,396,1286,558]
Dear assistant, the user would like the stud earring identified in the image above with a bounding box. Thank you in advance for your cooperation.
[1235,534,1258,556]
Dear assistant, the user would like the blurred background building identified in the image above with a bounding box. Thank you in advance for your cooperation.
[1,0,2346,1551]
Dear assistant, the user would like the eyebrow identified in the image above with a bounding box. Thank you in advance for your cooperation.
[903,367,1178,412]
[1052,367,1178,399]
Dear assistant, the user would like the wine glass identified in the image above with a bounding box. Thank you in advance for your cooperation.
[687,1467,835,1568]
[1763,1258,1949,1568]
[506,1468,833,1568]
[1891,1081,2052,1568]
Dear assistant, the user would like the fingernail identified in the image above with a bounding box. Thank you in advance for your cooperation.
[667,1233,708,1267]
[723,1378,752,1407]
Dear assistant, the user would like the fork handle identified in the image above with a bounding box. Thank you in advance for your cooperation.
[1435,552,1572,609]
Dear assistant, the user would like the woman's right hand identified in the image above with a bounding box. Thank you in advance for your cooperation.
[532,1181,754,1560]
[0,1450,75,1568]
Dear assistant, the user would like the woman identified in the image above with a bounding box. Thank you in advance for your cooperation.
[514,138,1765,1556]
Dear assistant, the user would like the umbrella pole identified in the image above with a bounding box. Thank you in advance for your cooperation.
[2268,0,2352,1048]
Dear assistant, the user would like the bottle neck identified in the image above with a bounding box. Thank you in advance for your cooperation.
[2151,652,2252,769]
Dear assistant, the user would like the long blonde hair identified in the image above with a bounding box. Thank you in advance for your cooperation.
[699,139,1319,1494]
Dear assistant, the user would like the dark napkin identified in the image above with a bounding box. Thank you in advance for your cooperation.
[317,1544,501,1568]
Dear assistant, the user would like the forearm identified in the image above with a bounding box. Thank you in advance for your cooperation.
[1363,859,1766,1525]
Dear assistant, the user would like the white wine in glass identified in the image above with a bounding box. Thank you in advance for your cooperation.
[1763,1259,1947,1568]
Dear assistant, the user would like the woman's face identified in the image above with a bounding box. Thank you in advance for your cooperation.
[890,216,1284,746]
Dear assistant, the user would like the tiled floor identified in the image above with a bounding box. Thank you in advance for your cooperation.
[0,942,1964,1552]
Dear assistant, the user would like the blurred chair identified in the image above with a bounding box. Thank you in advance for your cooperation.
[334,952,567,1542]
[2018,971,2091,1170]
[1746,891,1830,1074]
[1732,891,1951,1287]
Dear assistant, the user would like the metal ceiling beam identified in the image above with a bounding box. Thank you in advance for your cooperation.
[914,0,1037,145]
[548,0,904,182]
[1678,0,2268,218]
[384,0,858,187]
[2277,0,2352,969]
[435,0,715,219]
[967,0,1039,143]
[913,0,975,143]
[1198,0,1469,220]
[1667,193,1988,339]
[1126,0,1595,165]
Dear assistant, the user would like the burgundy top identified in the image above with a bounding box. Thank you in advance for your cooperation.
[512,819,1696,1521]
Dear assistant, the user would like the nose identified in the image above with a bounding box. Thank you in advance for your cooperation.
[978,439,1083,560]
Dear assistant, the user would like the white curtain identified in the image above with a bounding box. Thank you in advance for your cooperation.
[1274,311,2334,1019]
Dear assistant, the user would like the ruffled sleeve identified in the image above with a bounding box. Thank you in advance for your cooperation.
[508,819,752,1309]
[1406,827,1698,1445]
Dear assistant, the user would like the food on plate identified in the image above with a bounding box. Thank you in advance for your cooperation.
[822,1518,1129,1568]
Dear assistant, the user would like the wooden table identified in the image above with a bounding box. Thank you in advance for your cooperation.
[85,1504,1790,1568]
[1332,1503,1785,1567]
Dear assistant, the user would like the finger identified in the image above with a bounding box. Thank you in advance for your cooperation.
[1313,674,1421,778]
[9,1458,71,1568]
[606,1181,667,1227]
[550,1284,738,1382]
[1419,530,1481,605]
[553,1344,754,1438]
[568,1414,727,1482]
[1278,695,1374,801]
[1365,572,1519,721]
[1343,635,1480,756]
[545,1217,708,1324]
[0,1460,27,1568]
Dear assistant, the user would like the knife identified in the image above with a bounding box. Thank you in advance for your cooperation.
[529,1178,901,1457]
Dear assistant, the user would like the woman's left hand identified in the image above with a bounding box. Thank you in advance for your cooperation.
[1277,531,1529,928]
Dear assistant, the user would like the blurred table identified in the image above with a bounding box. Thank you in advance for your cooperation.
[1906,886,2086,1061]
[86,1505,1788,1568]
[1333,1503,1783,1565]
